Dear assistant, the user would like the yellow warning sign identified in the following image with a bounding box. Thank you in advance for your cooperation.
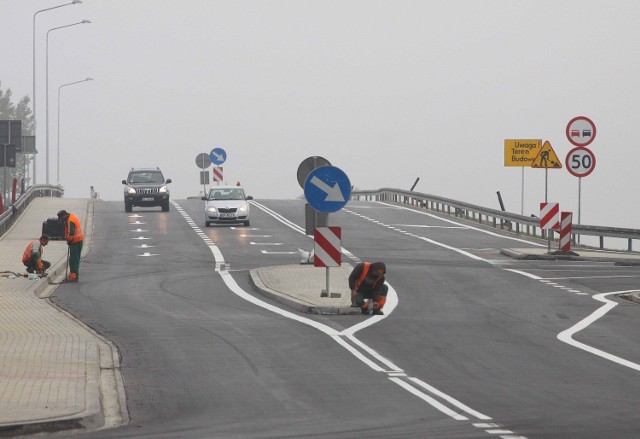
[504,139,542,167]
[531,141,562,169]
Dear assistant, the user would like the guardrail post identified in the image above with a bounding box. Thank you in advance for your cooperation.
[629,239,633,252]
[599,236,604,249]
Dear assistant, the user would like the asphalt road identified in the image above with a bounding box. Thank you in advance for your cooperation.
[47,198,640,439]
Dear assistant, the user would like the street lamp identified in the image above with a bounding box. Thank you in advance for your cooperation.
[57,78,92,185]
[32,0,82,185]
[45,19,91,185]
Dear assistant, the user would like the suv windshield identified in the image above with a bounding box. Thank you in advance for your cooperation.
[208,188,244,200]
[129,171,164,184]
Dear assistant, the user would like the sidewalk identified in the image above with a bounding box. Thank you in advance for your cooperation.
[0,197,126,436]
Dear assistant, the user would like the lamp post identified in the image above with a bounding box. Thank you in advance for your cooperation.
[46,19,91,185]
[32,0,82,185]
[57,78,92,185]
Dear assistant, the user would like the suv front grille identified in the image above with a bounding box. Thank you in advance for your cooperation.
[137,188,159,195]
[218,208,237,213]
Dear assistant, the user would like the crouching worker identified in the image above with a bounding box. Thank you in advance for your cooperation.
[348,262,388,315]
[22,234,51,275]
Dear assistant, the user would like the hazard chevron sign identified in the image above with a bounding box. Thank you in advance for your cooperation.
[314,227,342,267]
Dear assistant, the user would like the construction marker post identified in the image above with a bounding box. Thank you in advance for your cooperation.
[559,212,573,252]
[314,227,342,298]
[540,202,560,252]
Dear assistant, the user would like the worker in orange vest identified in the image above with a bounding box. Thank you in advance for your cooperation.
[22,234,51,275]
[348,261,388,315]
[57,210,84,282]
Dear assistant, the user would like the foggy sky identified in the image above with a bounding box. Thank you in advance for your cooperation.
[2,1,640,229]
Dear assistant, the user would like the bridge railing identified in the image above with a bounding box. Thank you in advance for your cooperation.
[350,188,640,253]
[0,185,64,237]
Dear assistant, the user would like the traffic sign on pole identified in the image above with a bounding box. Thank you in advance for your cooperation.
[304,166,351,213]
[540,202,560,230]
[566,116,596,147]
[195,153,211,169]
[531,141,562,169]
[213,166,223,184]
[210,147,227,165]
[565,146,596,178]
[314,227,342,267]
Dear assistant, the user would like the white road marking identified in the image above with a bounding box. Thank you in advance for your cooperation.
[174,201,503,427]
[557,290,640,372]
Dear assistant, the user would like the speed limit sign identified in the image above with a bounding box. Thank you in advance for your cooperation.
[566,146,596,177]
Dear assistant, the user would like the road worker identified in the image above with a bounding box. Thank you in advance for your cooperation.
[57,210,84,282]
[348,261,388,315]
[22,234,51,275]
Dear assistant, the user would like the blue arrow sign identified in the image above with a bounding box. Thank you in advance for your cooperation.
[304,165,351,213]
[210,147,227,165]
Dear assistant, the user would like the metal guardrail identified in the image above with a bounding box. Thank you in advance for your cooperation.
[0,185,64,237]
[351,188,640,253]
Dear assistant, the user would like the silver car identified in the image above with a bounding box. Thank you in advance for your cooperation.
[202,185,252,227]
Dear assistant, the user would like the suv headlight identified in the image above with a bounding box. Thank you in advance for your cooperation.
[126,187,136,195]
[159,185,168,193]
[206,206,217,213]
[238,205,248,213]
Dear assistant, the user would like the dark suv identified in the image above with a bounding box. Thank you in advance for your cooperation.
[122,168,172,212]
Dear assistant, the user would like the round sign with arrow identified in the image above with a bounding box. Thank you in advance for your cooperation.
[303,165,351,213]
[210,147,227,166]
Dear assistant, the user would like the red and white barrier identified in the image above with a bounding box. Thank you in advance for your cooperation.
[213,166,223,184]
[540,202,560,230]
[559,212,573,251]
[314,227,341,267]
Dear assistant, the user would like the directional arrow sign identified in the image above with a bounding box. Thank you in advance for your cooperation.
[210,147,227,165]
[304,165,351,213]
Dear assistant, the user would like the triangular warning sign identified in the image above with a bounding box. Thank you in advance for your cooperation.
[531,141,562,168]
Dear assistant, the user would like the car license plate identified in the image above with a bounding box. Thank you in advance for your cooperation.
[141,197,154,201]
[220,213,234,218]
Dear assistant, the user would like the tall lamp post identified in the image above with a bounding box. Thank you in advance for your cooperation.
[46,19,91,185]
[57,78,92,185]
[32,0,82,185]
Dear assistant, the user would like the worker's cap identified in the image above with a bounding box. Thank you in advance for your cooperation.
[57,210,69,219]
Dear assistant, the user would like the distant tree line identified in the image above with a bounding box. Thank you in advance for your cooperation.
[0,81,34,186]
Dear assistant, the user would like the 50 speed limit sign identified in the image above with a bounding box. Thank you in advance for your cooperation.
[566,146,596,177]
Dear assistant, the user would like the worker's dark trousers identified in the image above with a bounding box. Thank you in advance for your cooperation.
[69,241,83,278]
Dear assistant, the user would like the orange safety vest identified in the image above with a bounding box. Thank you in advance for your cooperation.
[22,239,42,264]
[64,213,84,243]
[355,262,372,289]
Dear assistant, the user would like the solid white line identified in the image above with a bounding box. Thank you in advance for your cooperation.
[374,201,546,247]
[388,377,469,421]
[557,290,640,372]
[176,201,491,424]
[408,377,492,420]
[503,269,541,280]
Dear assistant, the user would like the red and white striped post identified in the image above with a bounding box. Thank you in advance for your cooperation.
[540,202,560,252]
[213,166,223,185]
[314,227,342,297]
[559,212,573,252]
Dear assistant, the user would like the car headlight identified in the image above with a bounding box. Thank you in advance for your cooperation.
[159,185,168,193]
[126,187,136,195]
[238,205,248,213]
[206,206,217,213]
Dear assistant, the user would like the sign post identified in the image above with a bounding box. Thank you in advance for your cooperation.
[566,116,597,242]
[531,140,562,202]
[504,139,542,215]
[314,227,342,297]
[195,153,212,196]
[304,165,351,298]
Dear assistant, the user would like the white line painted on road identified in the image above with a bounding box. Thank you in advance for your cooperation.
[174,201,505,427]
[557,290,640,372]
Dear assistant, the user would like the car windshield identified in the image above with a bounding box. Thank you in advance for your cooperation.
[129,172,164,184]
[208,188,244,200]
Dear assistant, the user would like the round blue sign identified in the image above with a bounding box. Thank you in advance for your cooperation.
[210,147,227,165]
[304,165,351,213]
